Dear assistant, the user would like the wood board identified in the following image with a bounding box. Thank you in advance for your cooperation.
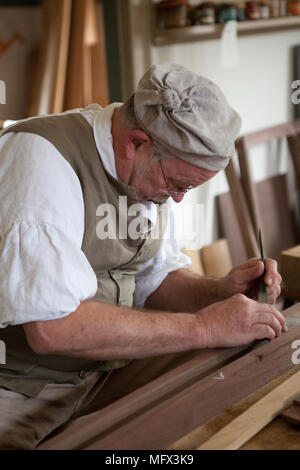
[37,302,300,450]
[198,369,300,449]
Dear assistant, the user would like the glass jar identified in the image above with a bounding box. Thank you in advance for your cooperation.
[156,0,188,29]
[245,1,261,19]
[288,0,300,15]
[236,2,246,20]
[194,2,216,25]
[260,1,271,17]
[218,3,238,23]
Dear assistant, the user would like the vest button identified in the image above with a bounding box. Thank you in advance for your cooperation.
[79,370,85,379]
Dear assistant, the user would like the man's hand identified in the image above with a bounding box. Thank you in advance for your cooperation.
[197,293,287,349]
[218,257,282,304]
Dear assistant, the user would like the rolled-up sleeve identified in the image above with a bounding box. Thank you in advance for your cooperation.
[0,220,97,327]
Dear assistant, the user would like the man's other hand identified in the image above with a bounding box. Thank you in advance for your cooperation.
[218,257,282,304]
[196,293,287,349]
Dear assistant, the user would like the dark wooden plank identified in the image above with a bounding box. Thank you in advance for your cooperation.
[236,137,262,238]
[38,303,300,450]
[256,174,299,263]
[281,405,300,426]
[236,122,300,261]
[84,325,300,450]
[217,160,260,265]
[242,122,295,147]
[37,344,254,450]
[217,190,248,267]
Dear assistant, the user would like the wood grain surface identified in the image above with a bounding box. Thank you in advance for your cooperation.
[38,303,300,450]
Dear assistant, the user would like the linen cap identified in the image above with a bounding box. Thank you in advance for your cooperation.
[134,63,242,171]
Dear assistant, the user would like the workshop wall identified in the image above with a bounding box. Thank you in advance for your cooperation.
[121,0,300,248]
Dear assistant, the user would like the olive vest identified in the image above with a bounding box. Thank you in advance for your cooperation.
[0,112,168,397]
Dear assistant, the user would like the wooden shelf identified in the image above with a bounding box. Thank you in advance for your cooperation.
[153,15,300,45]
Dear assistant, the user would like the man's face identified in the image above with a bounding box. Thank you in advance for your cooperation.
[130,146,219,203]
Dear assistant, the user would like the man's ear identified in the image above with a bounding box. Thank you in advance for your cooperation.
[124,129,152,160]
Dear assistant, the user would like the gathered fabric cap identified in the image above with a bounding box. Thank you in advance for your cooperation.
[134,63,242,171]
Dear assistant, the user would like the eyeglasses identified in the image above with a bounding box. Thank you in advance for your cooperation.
[159,159,193,196]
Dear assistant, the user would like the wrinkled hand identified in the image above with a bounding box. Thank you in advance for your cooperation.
[197,293,287,348]
[218,257,282,304]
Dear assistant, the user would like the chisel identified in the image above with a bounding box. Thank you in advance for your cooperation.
[258,228,268,303]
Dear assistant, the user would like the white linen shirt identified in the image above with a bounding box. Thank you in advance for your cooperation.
[0,104,190,327]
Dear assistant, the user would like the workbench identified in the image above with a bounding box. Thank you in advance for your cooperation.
[37,303,300,450]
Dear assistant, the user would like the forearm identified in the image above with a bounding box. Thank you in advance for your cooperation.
[24,299,206,360]
[145,268,224,312]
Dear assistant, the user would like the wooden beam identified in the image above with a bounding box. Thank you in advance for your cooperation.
[37,303,300,450]
[197,369,300,450]
[225,160,260,259]
[50,0,72,114]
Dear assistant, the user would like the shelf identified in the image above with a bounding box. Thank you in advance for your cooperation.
[153,15,300,45]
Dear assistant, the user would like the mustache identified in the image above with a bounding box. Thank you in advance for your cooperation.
[147,195,169,204]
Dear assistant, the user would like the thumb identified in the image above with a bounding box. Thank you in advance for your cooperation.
[237,259,264,283]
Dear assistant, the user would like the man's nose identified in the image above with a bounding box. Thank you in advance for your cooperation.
[171,194,185,203]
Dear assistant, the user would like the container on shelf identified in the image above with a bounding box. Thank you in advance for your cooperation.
[236,2,246,20]
[260,1,271,17]
[245,1,261,19]
[217,3,238,23]
[191,2,216,25]
[279,0,288,15]
[156,0,188,29]
[288,0,300,15]
[270,0,281,16]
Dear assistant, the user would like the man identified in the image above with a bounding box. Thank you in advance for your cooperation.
[0,63,284,449]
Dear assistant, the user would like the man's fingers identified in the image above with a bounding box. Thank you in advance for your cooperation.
[264,258,279,286]
[252,304,287,332]
[251,312,283,337]
[250,324,276,341]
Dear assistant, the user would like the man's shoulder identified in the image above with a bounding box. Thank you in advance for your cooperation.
[0,130,85,226]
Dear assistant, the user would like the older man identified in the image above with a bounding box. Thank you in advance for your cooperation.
[0,63,284,449]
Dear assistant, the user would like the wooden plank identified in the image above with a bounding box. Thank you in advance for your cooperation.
[37,344,253,450]
[224,160,260,259]
[90,2,109,107]
[38,303,300,450]
[217,190,248,266]
[236,137,262,238]
[198,369,300,450]
[256,175,299,263]
[242,122,295,148]
[200,239,232,278]
[63,0,86,110]
[281,404,300,426]
[280,245,300,297]
[181,248,204,275]
[50,0,72,114]
[84,325,300,450]
[235,122,300,265]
